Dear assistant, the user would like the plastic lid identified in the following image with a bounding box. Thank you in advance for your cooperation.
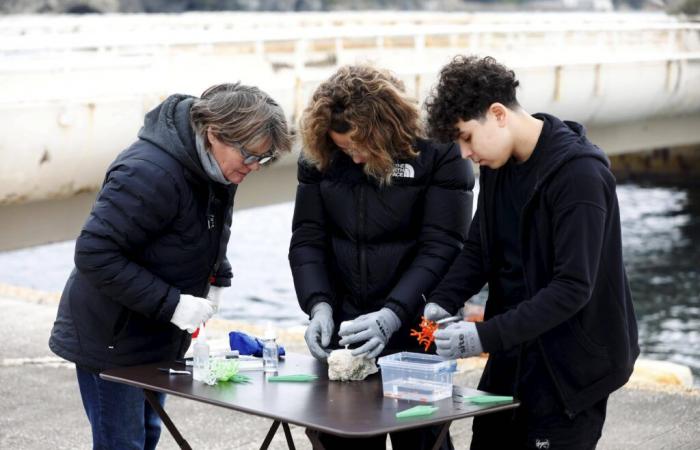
[377,351,457,373]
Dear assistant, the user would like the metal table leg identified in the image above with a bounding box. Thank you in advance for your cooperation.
[143,389,192,450]
[282,422,297,450]
[430,421,452,450]
[260,420,281,449]
[261,420,296,450]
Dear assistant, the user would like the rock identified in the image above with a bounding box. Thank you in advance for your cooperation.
[629,359,694,388]
[327,349,378,381]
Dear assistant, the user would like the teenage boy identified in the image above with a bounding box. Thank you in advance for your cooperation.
[422,55,639,449]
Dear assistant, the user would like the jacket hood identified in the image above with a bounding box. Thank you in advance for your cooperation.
[531,113,609,191]
[137,94,208,181]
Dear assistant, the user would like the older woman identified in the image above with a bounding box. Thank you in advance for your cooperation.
[289,65,474,450]
[49,83,291,450]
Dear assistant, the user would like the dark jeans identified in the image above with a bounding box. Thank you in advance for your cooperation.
[470,396,608,450]
[317,425,454,450]
[76,366,166,450]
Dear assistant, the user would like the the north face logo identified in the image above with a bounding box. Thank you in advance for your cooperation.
[392,163,415,178]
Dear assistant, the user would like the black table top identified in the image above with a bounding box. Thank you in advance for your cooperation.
[101,353,518,437]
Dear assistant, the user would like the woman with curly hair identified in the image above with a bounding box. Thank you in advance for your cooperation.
[289,65,475,449]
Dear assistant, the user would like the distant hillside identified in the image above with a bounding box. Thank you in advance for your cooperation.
[0,0,654,14]
[1,0,470,14]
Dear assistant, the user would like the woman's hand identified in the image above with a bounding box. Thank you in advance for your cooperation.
[170,295,215,333]
[305,302,335,361]
[423,302,452,322]
[207,286,225,313]
[338,308,401,359]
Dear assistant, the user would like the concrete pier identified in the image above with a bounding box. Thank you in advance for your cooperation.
[1,286,698,449]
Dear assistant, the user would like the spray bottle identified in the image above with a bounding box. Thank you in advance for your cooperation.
[192,322,210,381]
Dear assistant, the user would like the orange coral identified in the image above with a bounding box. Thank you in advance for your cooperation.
[410,316,439,352]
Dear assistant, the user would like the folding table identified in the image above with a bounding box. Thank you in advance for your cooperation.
[101,353,518,450]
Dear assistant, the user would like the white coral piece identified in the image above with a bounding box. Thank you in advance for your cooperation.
[328,349,378,381]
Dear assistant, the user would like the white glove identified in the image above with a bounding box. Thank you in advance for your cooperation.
[434,321,483,359]
[338,308,401,359]
[424,303,452,322]
[305,302,335,361]
[170,294,215,333]
[207,286,225,313]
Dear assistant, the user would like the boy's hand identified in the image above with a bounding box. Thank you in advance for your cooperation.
[424,303,451,322]
[434,321,483,359]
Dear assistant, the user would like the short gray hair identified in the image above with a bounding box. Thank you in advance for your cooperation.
[190,82,291,156]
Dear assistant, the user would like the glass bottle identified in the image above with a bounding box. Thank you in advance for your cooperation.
[192,323,210,381]
[262,323,279,373]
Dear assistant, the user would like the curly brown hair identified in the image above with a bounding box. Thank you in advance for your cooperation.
[300,65,422,184]
[425,55,520,143]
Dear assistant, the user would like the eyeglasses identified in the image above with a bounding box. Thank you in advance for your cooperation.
[233,141,276,166]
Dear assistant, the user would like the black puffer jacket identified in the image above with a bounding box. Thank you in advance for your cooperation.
[49,95,236,371]
[289,139,474,335]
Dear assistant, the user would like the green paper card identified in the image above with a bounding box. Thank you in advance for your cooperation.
[267,374,318,382]
[396,405,439,419]
[464,395,514,405]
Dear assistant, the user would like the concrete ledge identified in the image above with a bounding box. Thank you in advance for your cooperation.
[629,359,695,390]
[1,282,695,390]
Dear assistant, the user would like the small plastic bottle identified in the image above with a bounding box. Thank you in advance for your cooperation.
[262,323,279,373]
[192,323,210,382]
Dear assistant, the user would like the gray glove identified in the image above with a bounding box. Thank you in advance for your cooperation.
[434,321,483,359]
[338,308,401,359]
[305,302,334,361]
[424,302,452,322]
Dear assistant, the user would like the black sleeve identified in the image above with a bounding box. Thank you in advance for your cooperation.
[288,159,334,315]
[476,162,610,352]
[427,186,490,315]
[212,256,233,287]
[74,158,182,322]
[384,144,474,323]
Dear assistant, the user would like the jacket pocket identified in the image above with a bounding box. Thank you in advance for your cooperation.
[109,307,131,348]
[544,319,612,396]
[568,318,610,359]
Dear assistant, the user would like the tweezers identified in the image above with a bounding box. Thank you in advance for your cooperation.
[435,316,462,326]
[158,368,191,375]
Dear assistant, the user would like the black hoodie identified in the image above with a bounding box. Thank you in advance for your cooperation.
[49,95,236,371]
[429,113,639,415]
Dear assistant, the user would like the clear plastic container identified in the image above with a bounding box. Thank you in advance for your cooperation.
[377,352,457,402]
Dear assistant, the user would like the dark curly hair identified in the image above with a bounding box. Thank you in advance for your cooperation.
[425,55,520,142]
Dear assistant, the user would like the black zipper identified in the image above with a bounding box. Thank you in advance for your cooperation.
[358,185,367,305]
[206,187,216,231]
[206,185,222,289]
